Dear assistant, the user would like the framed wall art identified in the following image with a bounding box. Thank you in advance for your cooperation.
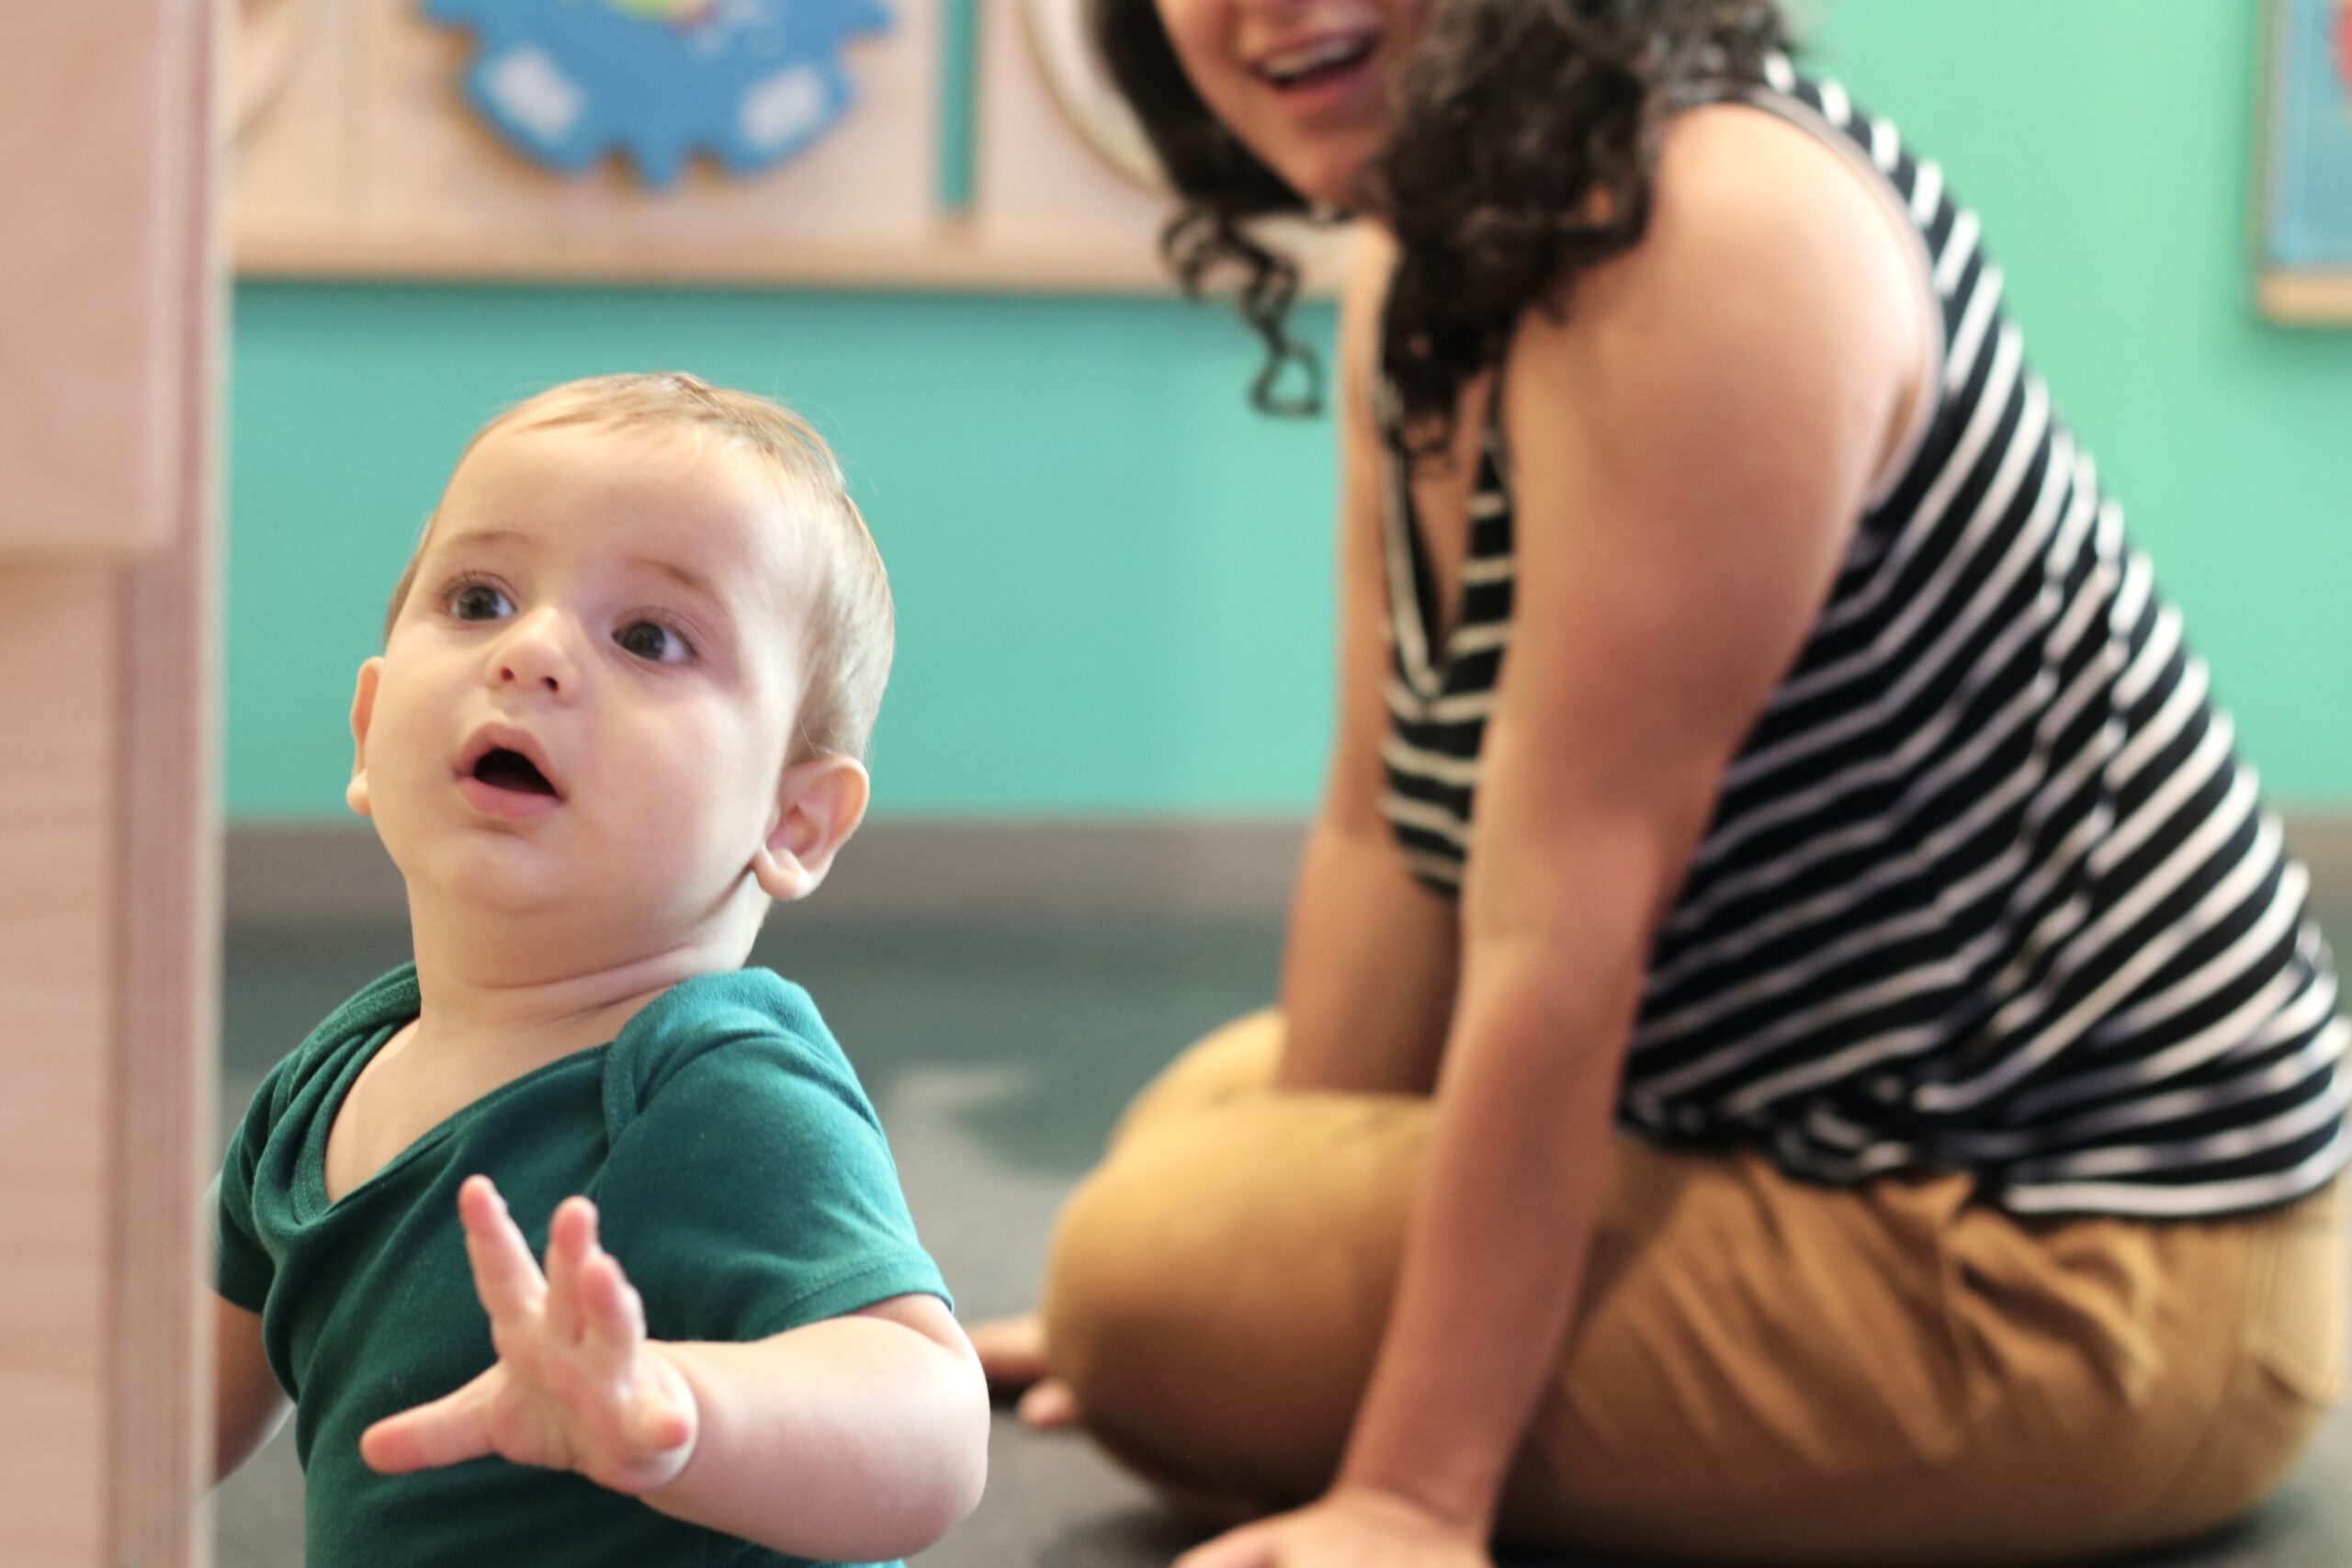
[2256,0,2352,321]
[229,0,1346,291]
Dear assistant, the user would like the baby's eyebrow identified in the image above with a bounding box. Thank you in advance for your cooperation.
[429,525,531,561]
[627,553,726,610]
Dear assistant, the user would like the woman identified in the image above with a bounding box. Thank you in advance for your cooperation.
[978,3,2348,1563]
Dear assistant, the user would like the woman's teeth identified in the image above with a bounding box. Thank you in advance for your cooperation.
[1259,36,1375,85]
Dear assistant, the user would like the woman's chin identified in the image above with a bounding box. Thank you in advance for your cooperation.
[1269,141,1383,217]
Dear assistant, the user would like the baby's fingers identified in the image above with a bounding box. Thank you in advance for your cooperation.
[360,1372,498,1474]
[541,1197,599,1348]
[579,1247,648,1379]
[581,1253,696,1469]
[620,1382,695,1457]
[1172,1520,1281,1568]
[458,1176,546,1330]
[614,1338,697,1463]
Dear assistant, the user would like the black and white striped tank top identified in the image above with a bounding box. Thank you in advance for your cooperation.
[1376,56,2348,1218]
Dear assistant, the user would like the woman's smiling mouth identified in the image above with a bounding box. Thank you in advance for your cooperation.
[1255,33,1377,88]
[1250,29,1383,125]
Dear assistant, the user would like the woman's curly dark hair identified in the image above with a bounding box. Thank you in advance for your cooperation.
[1091,0,1790,458]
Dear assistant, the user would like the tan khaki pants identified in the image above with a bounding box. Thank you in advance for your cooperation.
[1040,1011,2348,1565]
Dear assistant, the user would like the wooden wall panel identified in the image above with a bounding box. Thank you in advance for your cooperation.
[0,1,219,1564]
[0,572,118,1562]
[0,2,203,558]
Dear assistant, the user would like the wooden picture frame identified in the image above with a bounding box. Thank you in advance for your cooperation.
[2256,0,2352,321]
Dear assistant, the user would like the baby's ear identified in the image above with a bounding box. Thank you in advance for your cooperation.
[752,755,870,902]
[345,659,383,818]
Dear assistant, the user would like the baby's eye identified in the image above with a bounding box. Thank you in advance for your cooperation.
[616,620,691,664]
[449,582,513,621]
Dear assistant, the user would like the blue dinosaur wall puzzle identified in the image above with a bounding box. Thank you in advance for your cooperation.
[422,0,893,190]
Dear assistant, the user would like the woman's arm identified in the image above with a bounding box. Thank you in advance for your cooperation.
[213,1294,290,1483]
[1326,105,1927,1542]
[1182,101,1920,1539]
[1278,227,1461,1096]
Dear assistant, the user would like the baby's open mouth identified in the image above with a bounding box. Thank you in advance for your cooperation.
[472,747,557,797]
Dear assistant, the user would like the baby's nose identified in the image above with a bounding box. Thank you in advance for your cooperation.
[493,614,579,694]
[498,657,561,693]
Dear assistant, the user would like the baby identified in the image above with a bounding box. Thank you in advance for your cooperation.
[210,373,988,1566]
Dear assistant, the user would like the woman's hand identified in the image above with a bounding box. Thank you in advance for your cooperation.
[1175,1488,1492,1568]
[968,1311,1080,1427]
[359,1176,698,1495]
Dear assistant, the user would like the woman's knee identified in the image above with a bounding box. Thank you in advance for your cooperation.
[1035,1150,1299,1498]
[1038,1096,1428,1503]
[1035,1151,1211,1422]
[1106,1009,1285,1149]
[1039,1120,1336,1424]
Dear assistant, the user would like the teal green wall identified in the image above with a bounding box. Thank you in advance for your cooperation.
[228,290,1338,818]
[226,0,2352,821]
[1804,1,2352,808]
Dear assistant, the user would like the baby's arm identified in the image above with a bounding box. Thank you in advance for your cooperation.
[649,1292,987,1558]
[213,1294,290,1483]
[360,1178,988,1562]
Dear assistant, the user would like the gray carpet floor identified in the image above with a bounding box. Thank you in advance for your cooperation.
[213,902,2352,1568]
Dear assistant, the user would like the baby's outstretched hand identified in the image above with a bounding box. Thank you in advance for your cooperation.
[361,1176,697,1495]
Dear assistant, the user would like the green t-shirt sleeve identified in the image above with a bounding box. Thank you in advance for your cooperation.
[596,1029,949,1345]
[214,1057,288,1314]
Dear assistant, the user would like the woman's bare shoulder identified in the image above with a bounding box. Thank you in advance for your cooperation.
[1604,100,1923,343]
[1506,97,1923,433]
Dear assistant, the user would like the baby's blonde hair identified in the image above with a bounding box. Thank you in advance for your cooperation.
[384,372,894,763]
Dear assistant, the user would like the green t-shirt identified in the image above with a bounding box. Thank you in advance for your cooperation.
[216,964,951,1568]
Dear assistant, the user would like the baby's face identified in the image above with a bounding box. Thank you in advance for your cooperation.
[350,423,811,931]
